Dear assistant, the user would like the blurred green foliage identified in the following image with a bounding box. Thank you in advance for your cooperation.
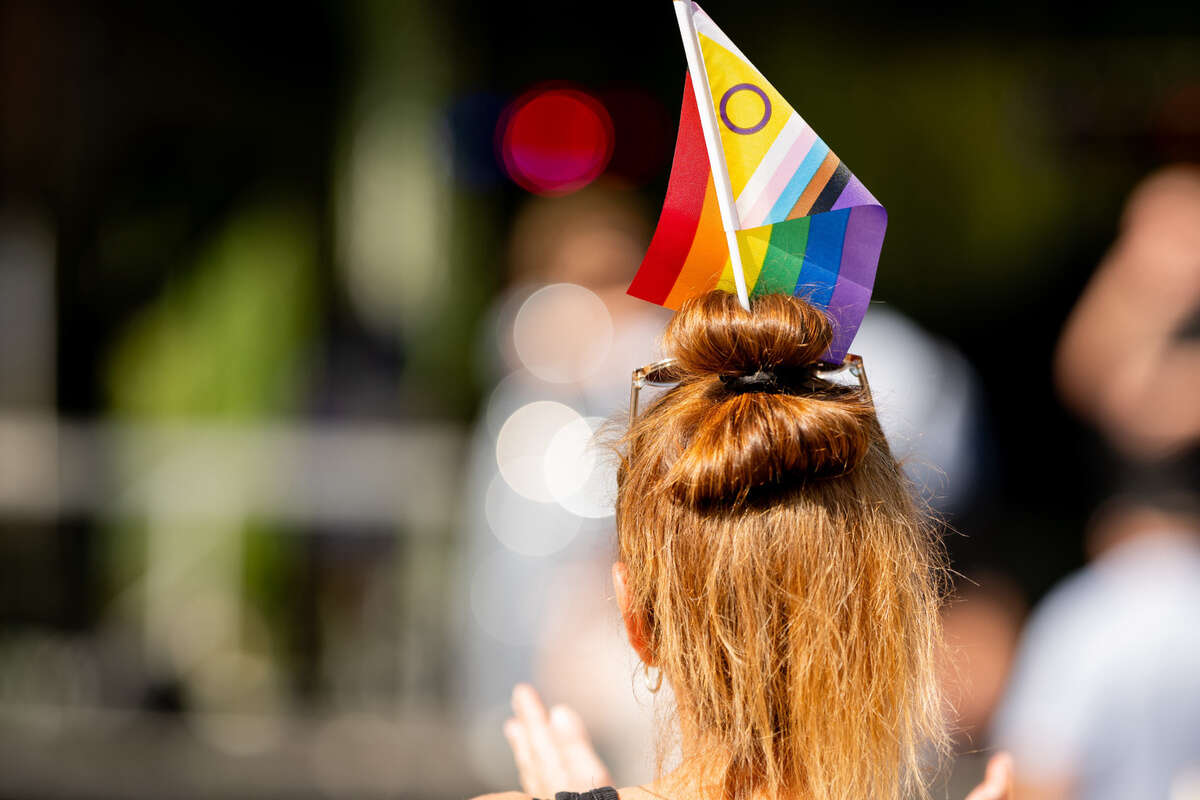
[105,203,317,419]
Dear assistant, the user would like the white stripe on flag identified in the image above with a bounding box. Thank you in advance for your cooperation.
[735,112,805,226]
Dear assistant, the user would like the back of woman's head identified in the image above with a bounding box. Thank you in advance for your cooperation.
[617,290,947,800]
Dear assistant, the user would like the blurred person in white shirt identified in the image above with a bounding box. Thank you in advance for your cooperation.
[991,496,1200,800]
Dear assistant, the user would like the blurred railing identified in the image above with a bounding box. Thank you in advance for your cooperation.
[0,415,463,529]
[0,414,474,799]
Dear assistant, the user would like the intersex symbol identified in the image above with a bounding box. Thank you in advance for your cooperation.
[719,83,771,135]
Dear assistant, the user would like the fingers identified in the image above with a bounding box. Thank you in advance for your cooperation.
[511,684,568,793]
[503,685,615,795]
[504,716,543,797]
[549,704,613,788]
[964,752,1014,800]
[514,684,564,778]
[986,752,1014,798]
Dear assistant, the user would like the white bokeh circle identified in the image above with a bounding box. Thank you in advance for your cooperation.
[545,416,615,519]
[513,283,613,383]
[495,401,582,502]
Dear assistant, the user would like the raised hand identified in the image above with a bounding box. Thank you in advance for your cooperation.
[503,684,614,797]
[964,752,1014,800]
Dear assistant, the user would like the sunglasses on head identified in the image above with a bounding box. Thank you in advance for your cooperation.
[629,354,871,427]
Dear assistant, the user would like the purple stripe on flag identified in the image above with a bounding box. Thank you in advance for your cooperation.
[823,278,872,362]
[830,173,879,211]
[823,204,887,361]
[836,205,887,287]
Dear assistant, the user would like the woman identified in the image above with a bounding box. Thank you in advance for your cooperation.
[484,291,1012,800]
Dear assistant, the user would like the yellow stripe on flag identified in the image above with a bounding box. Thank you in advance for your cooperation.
[715,226,770,296]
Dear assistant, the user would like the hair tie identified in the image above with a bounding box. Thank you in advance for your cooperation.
[719,369,779,389]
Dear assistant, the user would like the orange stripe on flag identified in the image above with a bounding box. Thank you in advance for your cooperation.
[665,177,728,309]
[788,152,840,220]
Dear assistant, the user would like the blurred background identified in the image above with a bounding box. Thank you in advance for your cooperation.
[1,1,1198,798]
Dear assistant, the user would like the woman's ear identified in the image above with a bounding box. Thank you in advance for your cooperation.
[612,561,654,666]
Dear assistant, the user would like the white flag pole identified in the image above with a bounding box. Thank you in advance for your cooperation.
[671,0,751,311]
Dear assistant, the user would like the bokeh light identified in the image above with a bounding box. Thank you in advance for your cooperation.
[498,85,614,196]
[512,283,613,384]
[495,400,582,502]
[484,371,576,440]
[544,416,615,519]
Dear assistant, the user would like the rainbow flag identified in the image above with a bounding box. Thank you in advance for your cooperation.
[628,3,886,362]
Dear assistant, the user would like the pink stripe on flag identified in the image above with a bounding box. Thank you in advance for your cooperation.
[742,124,818,227]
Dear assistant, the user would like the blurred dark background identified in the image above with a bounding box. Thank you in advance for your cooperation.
[1,0,1198,797]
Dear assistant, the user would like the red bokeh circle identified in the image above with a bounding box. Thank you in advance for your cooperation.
[498,85,614,196]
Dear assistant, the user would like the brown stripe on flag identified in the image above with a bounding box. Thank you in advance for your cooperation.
[787,151,840,220]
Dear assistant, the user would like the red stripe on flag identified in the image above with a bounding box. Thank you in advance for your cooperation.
[664,178,725,308]
[627,75,711,306]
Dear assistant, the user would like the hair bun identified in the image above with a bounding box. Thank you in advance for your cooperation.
[663,290,833,375]
[654,291,875,505]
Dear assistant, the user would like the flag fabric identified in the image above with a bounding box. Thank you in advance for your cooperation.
[627,3,886,362]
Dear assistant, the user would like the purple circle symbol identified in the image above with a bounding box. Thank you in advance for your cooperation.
[719,83,771,135]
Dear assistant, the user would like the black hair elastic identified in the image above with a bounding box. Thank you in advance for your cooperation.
[719,369,778,388]
[718,364,834,394]
[548,789,620,800]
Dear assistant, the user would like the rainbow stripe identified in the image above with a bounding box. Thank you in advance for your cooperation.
[628,3,886,362]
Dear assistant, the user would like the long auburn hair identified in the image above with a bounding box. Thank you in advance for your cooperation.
[617,290,948,800]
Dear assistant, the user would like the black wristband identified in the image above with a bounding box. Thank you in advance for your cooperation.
[553,787,619,800]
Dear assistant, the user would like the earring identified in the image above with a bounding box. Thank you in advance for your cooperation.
[643,663,663,693]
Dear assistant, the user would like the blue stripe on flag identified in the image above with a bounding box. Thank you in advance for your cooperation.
[793,208,851,308]
[766,139,830,224]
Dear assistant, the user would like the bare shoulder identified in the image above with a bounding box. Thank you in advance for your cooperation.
[614,787,657,800]
[471,790,645,800]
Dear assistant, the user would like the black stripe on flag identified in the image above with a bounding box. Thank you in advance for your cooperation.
[808,162,851,215]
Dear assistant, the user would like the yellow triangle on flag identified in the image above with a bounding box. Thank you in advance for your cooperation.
[697,31,794,198]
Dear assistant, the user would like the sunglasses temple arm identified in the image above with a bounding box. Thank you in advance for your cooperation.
[845,354,872,403]
[629,370,644,428]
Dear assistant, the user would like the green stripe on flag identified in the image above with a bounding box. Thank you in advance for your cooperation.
[752,217,810,297]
